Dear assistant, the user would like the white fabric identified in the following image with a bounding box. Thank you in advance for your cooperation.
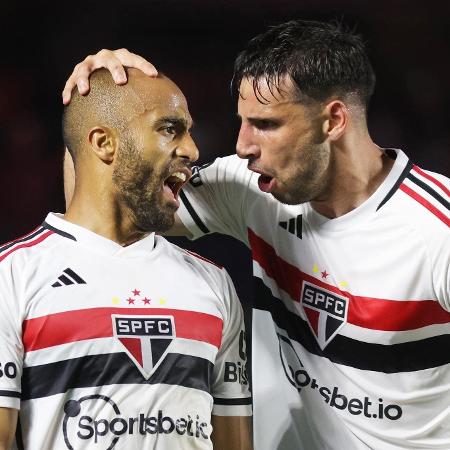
[178,150,450,450]
[0,213,251,450]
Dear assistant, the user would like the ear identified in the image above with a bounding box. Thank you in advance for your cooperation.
[88,126,117,163]
[321,100,348,141]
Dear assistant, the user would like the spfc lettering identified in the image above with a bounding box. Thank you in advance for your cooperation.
[112,315,176,379]
[301,282,348,350]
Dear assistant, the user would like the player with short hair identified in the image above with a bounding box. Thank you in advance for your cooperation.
[63,19,450,450]
[0,68,252,450]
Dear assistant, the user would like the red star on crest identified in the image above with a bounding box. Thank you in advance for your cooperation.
[321,270,329,279]
[142,297,151,305]
[132,289,141,296]
[127,298,135,305]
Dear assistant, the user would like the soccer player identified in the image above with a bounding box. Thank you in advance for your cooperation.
[0,68,252,449]
[63,20,450,450]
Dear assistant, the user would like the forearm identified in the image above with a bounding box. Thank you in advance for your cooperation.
[211,415,253,450]
[0,407,18,450]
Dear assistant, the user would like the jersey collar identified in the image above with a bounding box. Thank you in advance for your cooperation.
[304,149,411,233]
[43,213,157,258]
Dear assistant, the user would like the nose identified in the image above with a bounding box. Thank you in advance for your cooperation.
[176,133,199,163]
[236,122,260,160]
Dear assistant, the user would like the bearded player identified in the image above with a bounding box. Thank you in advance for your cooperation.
[0,69,252,450]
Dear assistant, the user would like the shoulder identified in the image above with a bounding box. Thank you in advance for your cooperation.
[158,237,232,290]
[393,164,449,232]
[189,154,256,188]
[0,224,60,268]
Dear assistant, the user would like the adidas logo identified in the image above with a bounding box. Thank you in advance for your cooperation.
[279,214,302,239]
[52,268,86,288]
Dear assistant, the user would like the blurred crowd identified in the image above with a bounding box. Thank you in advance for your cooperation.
[1,1,448,285]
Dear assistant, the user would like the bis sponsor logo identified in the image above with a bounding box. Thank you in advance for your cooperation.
[278,334,403,421]
[62,395,209,450]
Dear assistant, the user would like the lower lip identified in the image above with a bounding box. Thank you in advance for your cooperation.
[257,175,275,193]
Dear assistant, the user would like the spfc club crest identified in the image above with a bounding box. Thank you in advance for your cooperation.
[112,315,175,379]
[301,281,348,349]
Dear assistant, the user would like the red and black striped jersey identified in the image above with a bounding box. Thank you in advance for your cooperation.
[0,214,251,450]
[178,149,450,450]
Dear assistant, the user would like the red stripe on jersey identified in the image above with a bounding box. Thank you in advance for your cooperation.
[22,307,223,352]
[0,230,54,263]
[185,250,223,269]
[248,228,450,331]
[412,165,450,197]
[400,184,450,227]
[0,226,42,250]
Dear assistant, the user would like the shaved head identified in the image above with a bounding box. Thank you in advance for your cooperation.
[62,68,182,162]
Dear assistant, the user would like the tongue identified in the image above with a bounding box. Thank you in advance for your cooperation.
[258,175,275,193]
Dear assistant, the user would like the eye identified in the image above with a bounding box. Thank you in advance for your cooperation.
[160,125,177,136]
[252,119,279,130]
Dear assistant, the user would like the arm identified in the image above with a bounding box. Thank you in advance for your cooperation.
[62,48,158,104]
[0,407,18,450]
[211,415,252,450]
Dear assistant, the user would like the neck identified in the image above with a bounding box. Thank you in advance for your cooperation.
[310,134,395,219]
[64,181,148,246]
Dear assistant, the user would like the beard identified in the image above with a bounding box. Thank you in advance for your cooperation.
[112,137,176,233]
[272,141,330,205]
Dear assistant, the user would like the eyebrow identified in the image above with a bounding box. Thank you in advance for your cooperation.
[155,116,194,130]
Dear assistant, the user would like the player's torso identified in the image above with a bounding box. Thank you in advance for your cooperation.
[247,196,450,450]
[18,239,224,450]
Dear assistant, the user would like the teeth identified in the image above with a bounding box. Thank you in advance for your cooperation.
[172,172,186,182]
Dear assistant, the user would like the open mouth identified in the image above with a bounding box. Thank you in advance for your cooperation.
[163,169,191,204]
[257,174,275,193]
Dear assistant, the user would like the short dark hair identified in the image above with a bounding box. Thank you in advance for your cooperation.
[233,19,376,108]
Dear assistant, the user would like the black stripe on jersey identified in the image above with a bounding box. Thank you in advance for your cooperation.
[0,389,21,398]
[214,397,252,405]
[407,173,450,211]
[376,160,413,211]
[179,190,210,234]
[0,227,45,254]
[21,352,213,400]
[42,221,77,241]
[253,276,450,373]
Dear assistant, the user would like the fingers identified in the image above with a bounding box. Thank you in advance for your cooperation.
[62,48,158,105]
[113,48,158,77]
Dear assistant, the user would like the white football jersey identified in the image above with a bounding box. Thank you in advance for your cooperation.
[0,213,251,450]
[177,149,450,450]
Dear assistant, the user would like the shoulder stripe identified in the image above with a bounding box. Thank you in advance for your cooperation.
[412,165,450,197]
[399,184,450,227]
[407,173,450,211]
[0,230,54,263]
[376,160,413,211]
[0,226,45,254]
[185,250,223,269]
[42,221,77,241]
[179,190,210,234]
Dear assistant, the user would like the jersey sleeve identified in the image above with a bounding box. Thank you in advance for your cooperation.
[0,257,24,410]
[211,269,252,417]
[178,155,256,244]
